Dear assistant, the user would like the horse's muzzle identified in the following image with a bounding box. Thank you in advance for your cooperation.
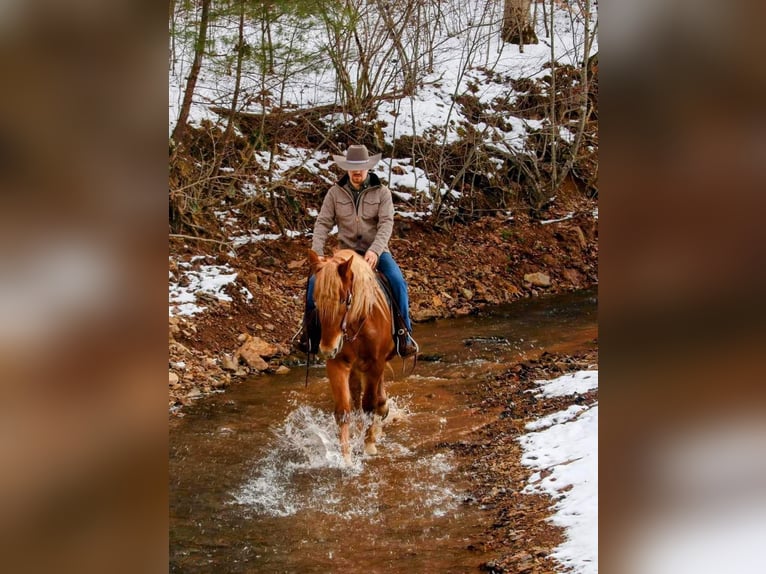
[318,335,343,360]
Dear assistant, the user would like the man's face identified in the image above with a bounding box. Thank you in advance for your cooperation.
[348,169,368,189]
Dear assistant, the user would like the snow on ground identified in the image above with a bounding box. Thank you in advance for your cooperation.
[169,257,252,317]
[519,370,598,574]
[168,1,598,326]
[169,1,597,212]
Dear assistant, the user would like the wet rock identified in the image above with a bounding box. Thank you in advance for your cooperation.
[169,371,180,386]
[221,353,238,371]
[464,336,510,347]
[412,307,441,321]
[524,272,551,287]
[212,377,229,388]
[238,349,269,371]
[275,365,290,375]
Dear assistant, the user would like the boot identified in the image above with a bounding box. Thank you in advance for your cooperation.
[294,309,321,354]
[395,327,419,358]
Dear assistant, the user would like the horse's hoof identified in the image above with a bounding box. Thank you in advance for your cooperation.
[364,442,377,455]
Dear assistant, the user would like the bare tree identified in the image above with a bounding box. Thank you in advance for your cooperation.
[502,0,538,51]
[213,0,247,173]
[171,0,212,146]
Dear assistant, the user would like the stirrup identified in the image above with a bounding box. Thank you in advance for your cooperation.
[396,328,419,357]
[291,325,316,355]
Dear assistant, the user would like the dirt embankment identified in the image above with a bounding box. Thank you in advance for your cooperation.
[168,195,598,411]
[453,345,598,573]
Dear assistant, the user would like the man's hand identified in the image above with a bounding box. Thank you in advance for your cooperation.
[364,250,378,269]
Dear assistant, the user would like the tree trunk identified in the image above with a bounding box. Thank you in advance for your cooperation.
[171,0,211,145]
[213,0,246,173]
[374,0,417,95]
[502,0,538,47]
[548,0,557,202]
[169,0,176,74]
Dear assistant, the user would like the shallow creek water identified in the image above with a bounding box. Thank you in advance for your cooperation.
[170,288,597,573]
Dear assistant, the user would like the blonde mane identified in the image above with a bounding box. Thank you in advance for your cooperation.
[314,249,389,324]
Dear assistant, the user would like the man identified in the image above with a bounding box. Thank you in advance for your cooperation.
[295,144,419,357]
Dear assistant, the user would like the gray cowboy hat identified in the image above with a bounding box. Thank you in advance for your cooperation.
[332,145,382,171]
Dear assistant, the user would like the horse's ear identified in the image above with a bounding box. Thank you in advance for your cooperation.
[337,255,353,281]
[309,250,322,274]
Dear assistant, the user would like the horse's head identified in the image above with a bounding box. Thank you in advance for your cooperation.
[310,250,354,359]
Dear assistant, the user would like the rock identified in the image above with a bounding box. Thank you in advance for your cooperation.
[573,225,588,249]
[169,371,180,385]
[541,253,557,266]
[275,365,290,375]
[238,348,269,371]
[186,387,202,399]
[221,353,238,371]
[412,307,441,321]
[212,378,228,388]
[237,335,278,358]
[461,288,474,300]
[170,341,191,355]
[237,333,248,342]
[275,343,292,356]
[562,267,583,287]
[524,272,551,287]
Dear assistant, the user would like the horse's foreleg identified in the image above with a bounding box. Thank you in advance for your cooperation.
[327,360,352,463]
[361,365,388,455]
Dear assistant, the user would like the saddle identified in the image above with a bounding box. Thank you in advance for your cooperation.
[375,271,417,359]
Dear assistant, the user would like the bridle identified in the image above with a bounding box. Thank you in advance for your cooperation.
[339,289,352,335]
[338,288,366,345]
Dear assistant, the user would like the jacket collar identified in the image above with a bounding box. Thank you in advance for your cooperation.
[338,172,382,191]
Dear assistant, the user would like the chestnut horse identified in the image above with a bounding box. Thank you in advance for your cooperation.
[309,249,394,463]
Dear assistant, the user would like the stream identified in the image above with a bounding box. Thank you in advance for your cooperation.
[170,288,597,573]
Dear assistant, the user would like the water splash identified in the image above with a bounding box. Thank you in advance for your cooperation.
[232,405,461,520]
[232,406,369,517]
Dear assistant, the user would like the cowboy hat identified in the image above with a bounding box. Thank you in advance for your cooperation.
[332,145,382,171]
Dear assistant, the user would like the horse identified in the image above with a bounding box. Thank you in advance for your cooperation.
[308,248,395,463]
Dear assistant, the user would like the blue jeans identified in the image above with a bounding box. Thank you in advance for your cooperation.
[306,252,412,331]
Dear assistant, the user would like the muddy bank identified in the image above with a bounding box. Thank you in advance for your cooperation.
[169,196,597,411]
[452,344,599,573]
[169,291,598,573]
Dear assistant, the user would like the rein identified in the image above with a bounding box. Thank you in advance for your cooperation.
[304,268,313,388]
